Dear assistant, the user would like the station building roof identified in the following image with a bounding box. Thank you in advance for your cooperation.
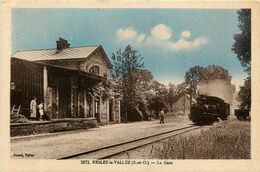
[12,45,112,69]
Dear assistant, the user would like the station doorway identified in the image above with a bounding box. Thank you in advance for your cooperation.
[109,100,114,122]
[78,90,84,118]
[58,79,71,118]
[94,99,100,123]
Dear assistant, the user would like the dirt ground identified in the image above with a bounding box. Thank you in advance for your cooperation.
[110,125,210,159]
[11,114,192,159]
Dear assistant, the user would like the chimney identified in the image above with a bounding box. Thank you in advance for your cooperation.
[56,37,70,51]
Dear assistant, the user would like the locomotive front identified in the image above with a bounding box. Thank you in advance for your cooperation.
[189,95,230,125]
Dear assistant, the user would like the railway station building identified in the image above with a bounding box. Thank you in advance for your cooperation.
[11,38,121,125]
[172,94,197,116]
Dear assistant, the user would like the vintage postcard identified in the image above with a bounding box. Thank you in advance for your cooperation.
[0,0,260,172]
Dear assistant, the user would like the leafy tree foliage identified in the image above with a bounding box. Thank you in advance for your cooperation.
[185,66,203,90]
[232,9,251,73]
[111,45,144,83]
[185,65,233,100]
[166,83,178,112]
[185,66,203,106]
[148,82,183,114]
[149,80,168,95]
[132,69,154,119]
[232,9,251,110]
[86,77,114,103]
[238,76,251,110]
[176,82,189,95]
[148,95,166,119]
[145,80,167,118]
[110,45,146,121]
[201,65,232,84]
[133,69,154,94]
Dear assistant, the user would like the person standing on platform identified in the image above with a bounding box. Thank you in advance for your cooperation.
[160,109,165,124]
[38,101,44,121]
[30,96,37,120]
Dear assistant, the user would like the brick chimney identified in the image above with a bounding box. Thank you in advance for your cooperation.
[56,37,70,51]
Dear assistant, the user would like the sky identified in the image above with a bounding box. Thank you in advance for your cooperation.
[12,8,248,89]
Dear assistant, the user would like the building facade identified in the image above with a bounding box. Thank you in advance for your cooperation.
[11,38,120,124]
[172,94,197,116]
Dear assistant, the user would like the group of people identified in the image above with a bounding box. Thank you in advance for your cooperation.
[30,96,45,121]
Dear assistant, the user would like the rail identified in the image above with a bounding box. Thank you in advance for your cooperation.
[57,125,202,160]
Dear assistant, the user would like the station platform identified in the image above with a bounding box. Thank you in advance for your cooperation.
[10,118,98,137]
[11,117,191,159]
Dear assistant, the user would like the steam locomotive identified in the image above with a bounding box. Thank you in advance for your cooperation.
[189,95,230,124]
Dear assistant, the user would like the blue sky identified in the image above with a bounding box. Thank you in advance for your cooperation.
[12,8,247,88]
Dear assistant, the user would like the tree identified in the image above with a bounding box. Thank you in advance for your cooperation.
[232,9,251,110]
[146,80,167,117]
[111,45,144,83]
[185,66,203,107]
[184,65,234,103]
[110,45,144,121]
[232,9,251,74]
[238,76,251,109]
[132,69,154,119]
[148,95,166,119]
[86,76,114,103]
[166,83,177,112]
[149,80,168,95]
[149,82,179,113]
[176,82,189,95]
[133,69,154,94]
[201,65,232,84]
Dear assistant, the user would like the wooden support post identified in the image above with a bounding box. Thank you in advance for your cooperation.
[84,90,87,118]
[70,78,73,117]
[56,82,59,116]
[113,98,116,122]
[43,66,48,112]
[77,92,80,118]
[92,97,95,118]
[117,99,121,123]
[106,99,109,124]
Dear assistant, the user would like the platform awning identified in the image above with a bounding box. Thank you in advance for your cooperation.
[46,64,106,88]
[77,71,106,88]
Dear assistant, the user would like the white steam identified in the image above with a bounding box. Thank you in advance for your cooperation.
[198,79,239,115]
[198,80,234,104]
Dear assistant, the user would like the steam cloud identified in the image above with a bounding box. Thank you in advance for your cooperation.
[198,79,234,104]
[198,79,239,115]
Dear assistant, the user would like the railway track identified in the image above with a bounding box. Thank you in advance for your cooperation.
[57,125,203,160]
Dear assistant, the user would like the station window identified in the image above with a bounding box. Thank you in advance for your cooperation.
[89,66,99,75]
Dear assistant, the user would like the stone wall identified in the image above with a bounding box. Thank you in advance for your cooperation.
[10,118,97,137]
[83,51,108,77]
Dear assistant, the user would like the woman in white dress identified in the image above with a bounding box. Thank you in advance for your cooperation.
[30,97,37,120]
[38,101,44,121]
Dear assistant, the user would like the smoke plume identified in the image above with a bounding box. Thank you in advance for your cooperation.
[198,79,240,115]
[198,79,234,104]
